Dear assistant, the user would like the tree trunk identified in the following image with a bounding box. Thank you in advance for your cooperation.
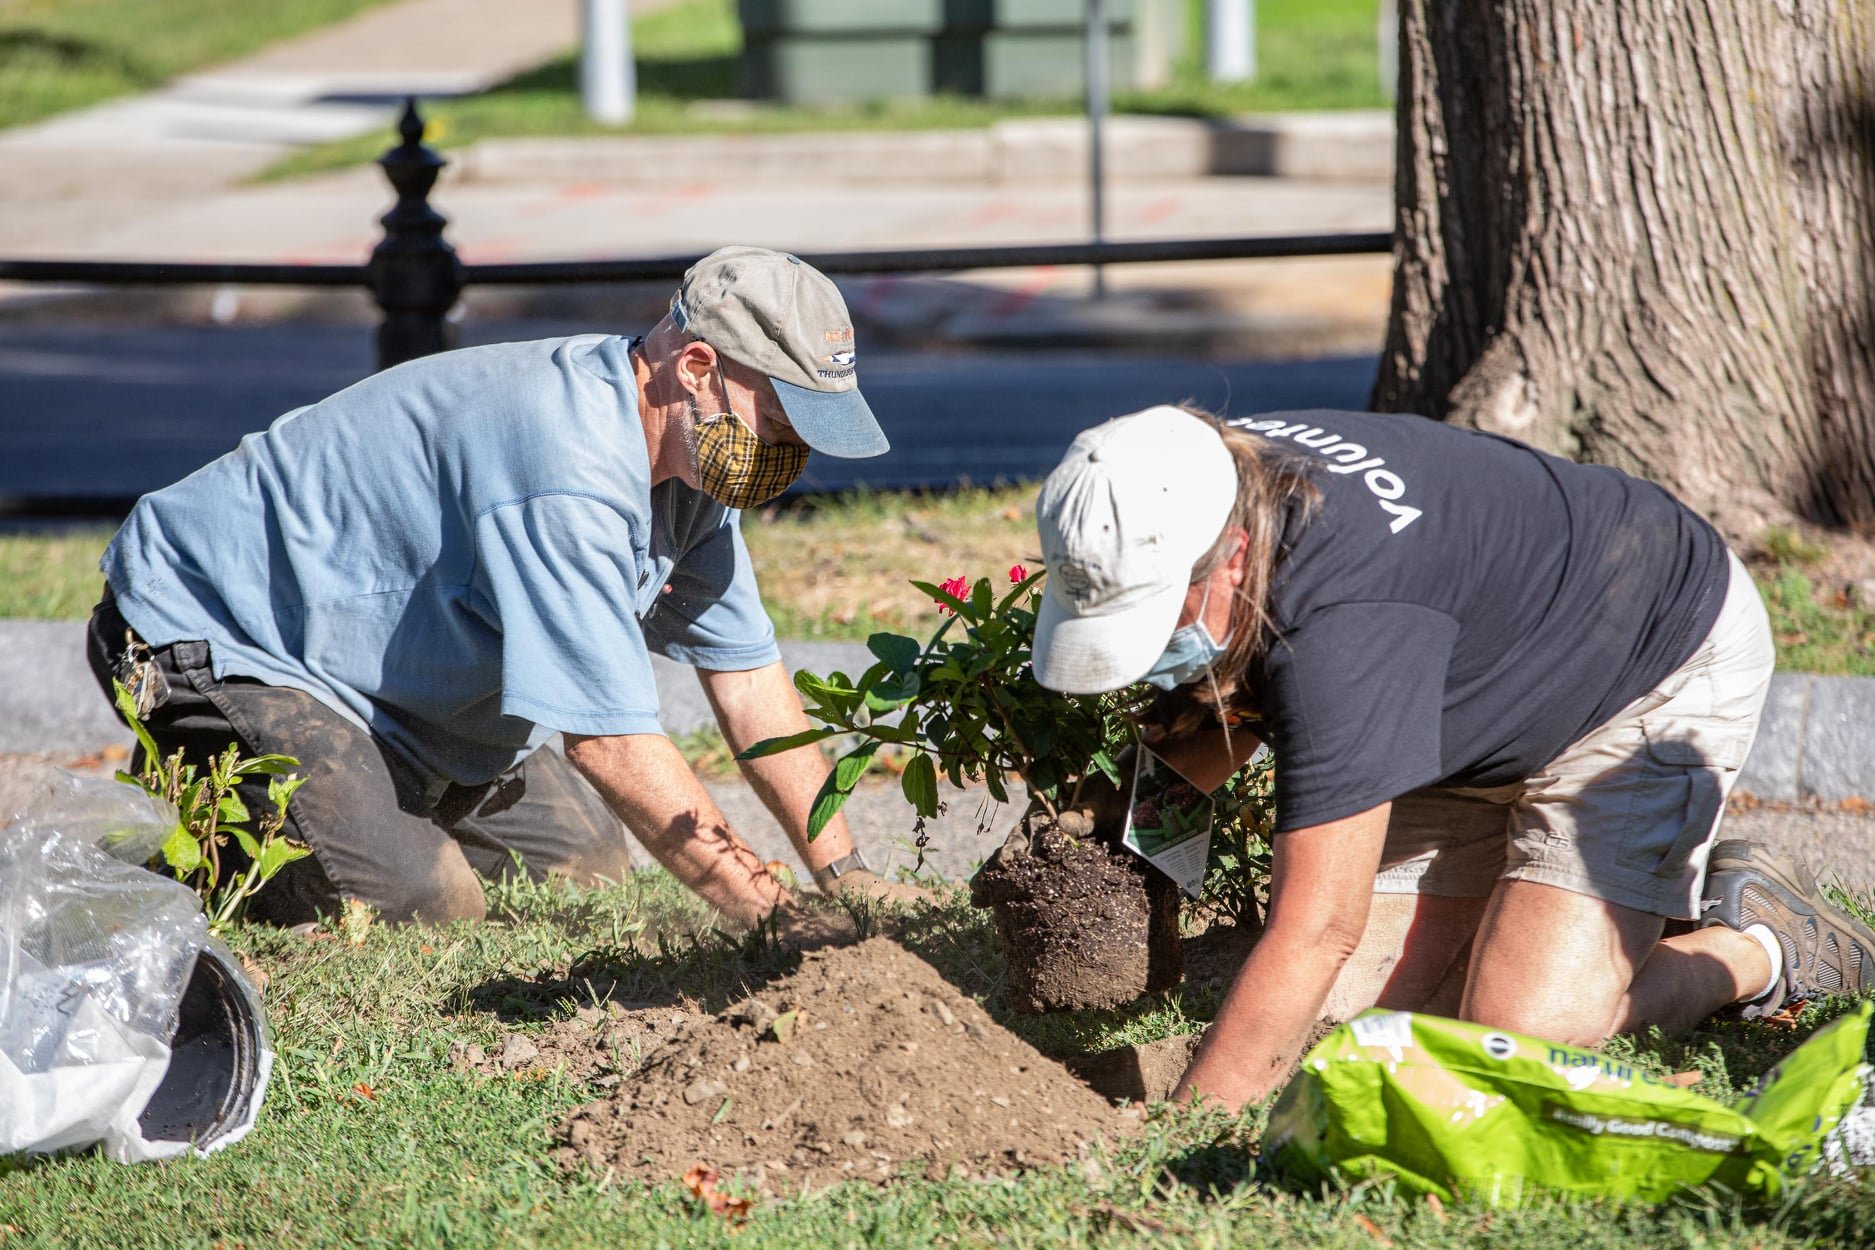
[1373,0,1875,538]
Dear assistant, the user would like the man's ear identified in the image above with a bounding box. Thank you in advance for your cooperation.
[673,339,717,397]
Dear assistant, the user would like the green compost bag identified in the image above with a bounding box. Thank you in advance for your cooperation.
[1266,1002,1872,1206]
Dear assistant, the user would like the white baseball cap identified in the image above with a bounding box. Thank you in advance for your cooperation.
[1031,407,1238,693]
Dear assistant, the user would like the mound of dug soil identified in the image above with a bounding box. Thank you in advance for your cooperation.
[555,938,1141,1191]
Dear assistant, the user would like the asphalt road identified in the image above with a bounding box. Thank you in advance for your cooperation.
[0,320,1376,509]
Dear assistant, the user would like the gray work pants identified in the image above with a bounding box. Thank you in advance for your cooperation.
[86,593,636,925]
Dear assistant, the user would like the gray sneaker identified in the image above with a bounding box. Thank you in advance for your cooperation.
[1699,839,1875,1019]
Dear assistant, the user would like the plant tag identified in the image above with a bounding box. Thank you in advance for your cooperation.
[1121,747,1214,900]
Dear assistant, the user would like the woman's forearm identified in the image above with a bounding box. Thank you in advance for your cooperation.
[1173,921,1353,1109]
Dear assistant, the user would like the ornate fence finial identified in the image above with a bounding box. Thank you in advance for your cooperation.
[367,97,464,371]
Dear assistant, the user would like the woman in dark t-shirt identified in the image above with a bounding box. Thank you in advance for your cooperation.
[1030,404,1872,1111]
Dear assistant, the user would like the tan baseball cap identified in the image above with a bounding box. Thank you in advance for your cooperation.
[1031,407,1238,693]
[671,245,888,459]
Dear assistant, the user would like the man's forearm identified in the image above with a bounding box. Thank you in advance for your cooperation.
[699,662,857,874]
[564,731,788,927]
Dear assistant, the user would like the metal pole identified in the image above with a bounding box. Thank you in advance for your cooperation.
[1084,0,1108,300]
[581,0,636,124]
[1377,0,1398,100]
[1206,0,1255,83]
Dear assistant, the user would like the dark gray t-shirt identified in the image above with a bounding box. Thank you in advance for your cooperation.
[1228,411,1727,832]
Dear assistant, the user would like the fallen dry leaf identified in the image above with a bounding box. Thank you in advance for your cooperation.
[1353,1213,1393,1246]
[340,898,376,946]
[237,953,270,994]
[1665,1071,1703,1088]
[352,1082,377,1102]
[769,1009,802,1044]
[1089,1203,1178,1235]
[1424,1193,1447,1223]
[682,1164,753,1227]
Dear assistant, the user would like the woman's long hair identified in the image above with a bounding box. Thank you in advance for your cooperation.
[1167,406,1321,733]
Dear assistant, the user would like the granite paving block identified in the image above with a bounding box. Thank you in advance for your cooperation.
[1736,672,1809,801]
[1801,676,1875,802]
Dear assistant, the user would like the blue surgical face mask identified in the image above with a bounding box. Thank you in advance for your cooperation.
[1141,585,1230,691]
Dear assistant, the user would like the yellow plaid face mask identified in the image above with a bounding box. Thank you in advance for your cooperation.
[692,408,810,510]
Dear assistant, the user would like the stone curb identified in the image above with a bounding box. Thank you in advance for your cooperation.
[3,624,1866,800]
[452,111,1396,187]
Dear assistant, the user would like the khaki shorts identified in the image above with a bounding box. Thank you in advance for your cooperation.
[1372,551,1774,920]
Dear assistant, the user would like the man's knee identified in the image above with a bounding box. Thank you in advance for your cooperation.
[359,857,489,926]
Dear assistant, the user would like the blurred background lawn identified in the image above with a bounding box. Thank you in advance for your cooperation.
[263,0,1388,178]
[8,496,1872,675]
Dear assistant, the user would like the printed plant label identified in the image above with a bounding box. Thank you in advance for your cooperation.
[1122,747,1214,900]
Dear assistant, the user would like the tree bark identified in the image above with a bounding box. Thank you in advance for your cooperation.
[1373,0,1875,537]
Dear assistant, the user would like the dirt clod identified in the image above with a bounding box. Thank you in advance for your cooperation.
[555,938,1139,1191]
[499,1034,540,1069]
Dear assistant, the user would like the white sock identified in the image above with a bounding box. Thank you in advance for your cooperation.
[1742,923,1785,1003]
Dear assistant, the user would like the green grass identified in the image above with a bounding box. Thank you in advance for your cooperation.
[260,0,1387,181]
[1,872,1869,1249]
[0,0,399,132]
[9,503,1872,679]
[0,523,109,618]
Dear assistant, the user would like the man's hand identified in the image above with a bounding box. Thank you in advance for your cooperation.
[564,731,788,928]
[815,867,934,908]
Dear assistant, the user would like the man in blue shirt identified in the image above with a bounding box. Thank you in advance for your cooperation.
[88,247,908,929]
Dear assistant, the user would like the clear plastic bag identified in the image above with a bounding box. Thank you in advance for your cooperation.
[1,771,272,1164]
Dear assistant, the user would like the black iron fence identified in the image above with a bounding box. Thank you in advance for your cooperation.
[0,99,1393,374]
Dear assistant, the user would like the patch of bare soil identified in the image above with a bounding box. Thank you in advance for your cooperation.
[552,938,1141,1192]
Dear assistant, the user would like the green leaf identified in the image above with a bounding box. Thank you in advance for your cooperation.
[996,568,1046,613]
[985,770,1009,804]
[228,824,262,862]
[970,578,992,619]
[230,754,300,777]
[111,679,161,768]
[863,669,920,712]
[218,792,250,825]
[737,727,838,760]
[910,579,971,617]
[256,837,312,880]
[866,632,921,674]
[806,777,853,841]
[160,823,204,875]
[900,752,939,817]
[834,741,880,791]
[268,773,306,811]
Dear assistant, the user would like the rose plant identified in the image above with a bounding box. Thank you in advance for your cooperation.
[741,566,1150,843]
